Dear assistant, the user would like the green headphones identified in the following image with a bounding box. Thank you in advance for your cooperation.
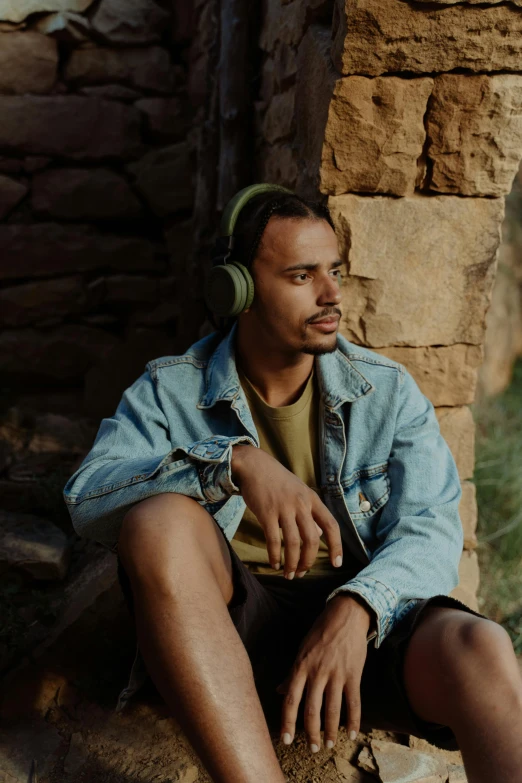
[204,183,294,318]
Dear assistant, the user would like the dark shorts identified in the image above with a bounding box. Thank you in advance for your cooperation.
[117,527,486,751]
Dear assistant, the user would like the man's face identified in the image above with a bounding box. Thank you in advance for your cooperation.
[241,216,343,356]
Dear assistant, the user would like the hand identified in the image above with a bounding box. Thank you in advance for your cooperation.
[231,445,343,578]
[276,594,372,750]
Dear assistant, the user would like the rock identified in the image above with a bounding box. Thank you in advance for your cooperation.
[357,746,378,774]
[260,142,298,189]
[83,327,176,418]
[0,224,164,280]
[0,174,27,219]
[64,732,87,775]
[371,739,448,782]
[459,481,478,550]
[32,168,143,220]
[415,0,520,5]
[103,274,161,304]
[447,765,467,782]
[0,96,141,159]
[33,10,91,40]
[136,96,192,142]
[335,755,368,781]
[79,84,141,101]
[0,325,120,382]
[260,0,307,50]
[435,407,475,481]
[0,276,96,327]
[0,0,94,24]
[0,510,71,580]
[65,46,176,93]
[27,412,96,455]
[450,551,480,611]
[164,218,194,271]
[0,32,57,94]
[90,0,171,44]
[331,0,522,76]
[296,26,432,197]
[127,142,194,217]
[374,345,483,407]
[427,74,522,197]
[262,89,295,144]
[23,156,51,173]
[329,194,503,347]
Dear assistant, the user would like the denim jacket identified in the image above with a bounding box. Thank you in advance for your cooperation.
[63,322,463,649]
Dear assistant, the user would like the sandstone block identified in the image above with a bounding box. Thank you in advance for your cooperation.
[435,407,475,481]
[0,32,57,94]
[450,550,480,611]
[127,142,194,217]
[332,0,522,76]
[90,0,170,44]
[0,325,120,382]
[374,345,483,407]
[0,224,164,280]
[136,97,192,142]
[329,194,503,347]
[415,0,521,5]
[0,174,27,219]
[296,26,432,197]
[32,168,143,220]
[0,96,141,159]
[0,276,94,327]
[460,481,478,551]
[262,90,295,144]
[427,74,522,197]
[0,511,71,581]
[65,46,176,93]
[0,0,93,23]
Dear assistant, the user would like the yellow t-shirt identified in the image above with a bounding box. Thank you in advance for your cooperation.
[230,365,341,578]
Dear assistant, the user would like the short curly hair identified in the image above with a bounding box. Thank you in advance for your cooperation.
[210,189,336,333]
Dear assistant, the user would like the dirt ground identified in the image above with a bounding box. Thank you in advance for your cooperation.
[0,582,433,783]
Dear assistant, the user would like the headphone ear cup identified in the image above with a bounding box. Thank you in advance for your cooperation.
[204,262,254,317]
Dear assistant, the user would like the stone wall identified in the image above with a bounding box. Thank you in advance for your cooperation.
[2,0,522,612]
[0,0,199,420]
[254,0,522,610]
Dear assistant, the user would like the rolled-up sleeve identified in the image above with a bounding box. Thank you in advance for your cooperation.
[63,370,255,549]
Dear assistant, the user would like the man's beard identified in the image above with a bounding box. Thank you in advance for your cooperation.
[301,337,339,356]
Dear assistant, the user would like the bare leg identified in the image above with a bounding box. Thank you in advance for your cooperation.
[403,606,522,783]
[118,493,286,783]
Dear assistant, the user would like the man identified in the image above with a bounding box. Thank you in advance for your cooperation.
[64,185,522,783]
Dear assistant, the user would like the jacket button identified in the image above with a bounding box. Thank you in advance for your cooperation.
[360,499,371,512]
[328,475,335,483]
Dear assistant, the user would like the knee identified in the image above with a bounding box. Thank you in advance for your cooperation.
[437,614,519,695]
[118,492,210,577]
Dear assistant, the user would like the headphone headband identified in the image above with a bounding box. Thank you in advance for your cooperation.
[220,183,294,237]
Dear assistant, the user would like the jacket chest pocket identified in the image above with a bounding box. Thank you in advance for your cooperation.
[341,464,390,551]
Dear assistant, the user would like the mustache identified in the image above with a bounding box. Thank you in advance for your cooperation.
[306,307,342,324]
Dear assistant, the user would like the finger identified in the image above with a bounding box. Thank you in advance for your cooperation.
[280,667,307,745]
[343,681,362,741]
[261,514,283,570]
[279,516,301,579]
[323,678,344,749]
[294,509,320,576]
[312,499,343,568]
[303,677,327,753]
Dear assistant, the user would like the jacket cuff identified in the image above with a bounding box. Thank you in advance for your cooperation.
[186,435,257,502]
[325,576,398,648]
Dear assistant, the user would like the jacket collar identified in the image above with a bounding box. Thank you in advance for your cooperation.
[197,321,373,411]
